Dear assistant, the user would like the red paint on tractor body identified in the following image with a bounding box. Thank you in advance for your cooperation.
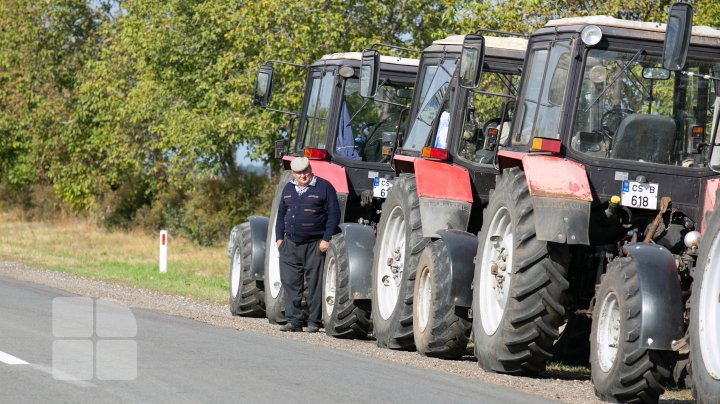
[413,159,473,203]
[522,155,592,202]
[281,156,348,194]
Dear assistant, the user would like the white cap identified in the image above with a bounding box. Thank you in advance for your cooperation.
[290,157,310,172]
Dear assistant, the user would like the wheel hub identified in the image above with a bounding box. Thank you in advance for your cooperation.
[478,206,514,335]
[324,256,337,316]
[597,291,620,373]
[376,205,406,320]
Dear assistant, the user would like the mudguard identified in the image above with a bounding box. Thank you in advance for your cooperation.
[338,223,375,300]
[248,216,269,281]
[413,158,473,238]
[507,153,593,245]
[436,229,479,308]
[624,243,684,350]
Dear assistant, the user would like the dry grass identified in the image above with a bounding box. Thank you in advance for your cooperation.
[0,210,229,302]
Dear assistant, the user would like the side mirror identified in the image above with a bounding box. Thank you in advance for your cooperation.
[459,34,485,88]
[253,64,274,107]
[663,3,693,71]
[360,50,380,98]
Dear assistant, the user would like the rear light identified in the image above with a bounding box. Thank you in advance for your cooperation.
[421,147,448,161]
[688,125,704,153]
[304,148,327,160]
[382,146,393,156]
[530,137,561,153]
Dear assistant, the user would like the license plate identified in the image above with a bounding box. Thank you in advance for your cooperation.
[373,177,393,198]
[620,180,658,210]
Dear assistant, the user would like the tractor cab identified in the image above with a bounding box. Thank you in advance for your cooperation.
[253,53,418,225]
[503,16,720,223]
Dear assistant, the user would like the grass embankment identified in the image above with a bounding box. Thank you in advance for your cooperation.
[0,211,228,303]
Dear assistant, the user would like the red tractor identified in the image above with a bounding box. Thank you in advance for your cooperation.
[465,4,720,402]
[356,34,527,357]
[227,52,418,333]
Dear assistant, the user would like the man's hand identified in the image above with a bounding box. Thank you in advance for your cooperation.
[276,239,283,248]
[319,240,330,253]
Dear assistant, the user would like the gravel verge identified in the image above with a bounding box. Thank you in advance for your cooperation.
[0,260,692,403]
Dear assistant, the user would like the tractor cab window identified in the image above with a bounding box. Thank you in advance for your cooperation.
[300,70,335,150]
[571,48,720,168]
[403,58,458,151]
[514,42,571,145]
[457,71,521,165]
[335,78,414,163]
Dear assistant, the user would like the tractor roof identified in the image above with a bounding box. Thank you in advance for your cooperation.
[546,15,720,39]
[431,35,528,52]
[320,52,419,66]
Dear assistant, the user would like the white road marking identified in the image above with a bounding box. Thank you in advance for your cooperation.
[0,350,29,365]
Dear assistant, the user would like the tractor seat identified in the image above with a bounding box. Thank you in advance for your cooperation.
[610,114,676,164]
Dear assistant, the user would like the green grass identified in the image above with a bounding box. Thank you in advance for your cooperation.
[0,211,229,303]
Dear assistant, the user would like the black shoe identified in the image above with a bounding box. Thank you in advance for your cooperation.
[305,324,320,333]
[280,323,302,332]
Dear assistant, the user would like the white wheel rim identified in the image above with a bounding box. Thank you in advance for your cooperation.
[269,216,282,299]
[699,234,720,380]
[416,265,431,332]
[376,205,406,320]
[231,248,241,298]
[596,291,620,373]
[478,206,514,335]
[324,256,337,316]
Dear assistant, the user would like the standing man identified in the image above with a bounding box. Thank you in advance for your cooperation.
[276,157,340,332]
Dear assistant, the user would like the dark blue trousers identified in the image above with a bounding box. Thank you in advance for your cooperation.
[278,238,324,327]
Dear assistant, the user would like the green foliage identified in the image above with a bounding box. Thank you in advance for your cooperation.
[1,0,720,244]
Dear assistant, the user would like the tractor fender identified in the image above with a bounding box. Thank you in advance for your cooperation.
[436,229,479,308]
[413,158,473,238]
[339,223,376,300]
[624,242,684,350]
[248,216,269,281]
[498,151,592,245]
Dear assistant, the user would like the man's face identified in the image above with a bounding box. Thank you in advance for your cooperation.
[292,168,313,187]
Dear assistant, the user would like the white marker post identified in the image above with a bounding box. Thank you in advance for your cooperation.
[159,230,168,273]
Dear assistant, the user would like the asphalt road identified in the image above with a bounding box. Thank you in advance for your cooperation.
[0,274,558,404]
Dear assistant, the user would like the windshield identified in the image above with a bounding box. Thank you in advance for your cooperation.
[403,58,458,151]
[571,48,720,168]
[335,78,414,163]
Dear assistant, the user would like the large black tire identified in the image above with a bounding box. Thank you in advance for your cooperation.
[473,167,570,374]
[263,171,294,325]
[323,233,371,339]
[371,174,427,350]
[689,206,720,403]
[590,257,674,403]
[229,222,265,317]
[413,239,471,359]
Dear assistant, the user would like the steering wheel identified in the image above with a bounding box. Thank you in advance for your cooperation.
[359,118,389,161]
[601,108,634,134]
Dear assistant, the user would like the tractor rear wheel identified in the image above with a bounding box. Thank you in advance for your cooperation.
[473,167,569,374]
[689,207,720,403]
[264,171,293,325]
[371,174,427,350]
